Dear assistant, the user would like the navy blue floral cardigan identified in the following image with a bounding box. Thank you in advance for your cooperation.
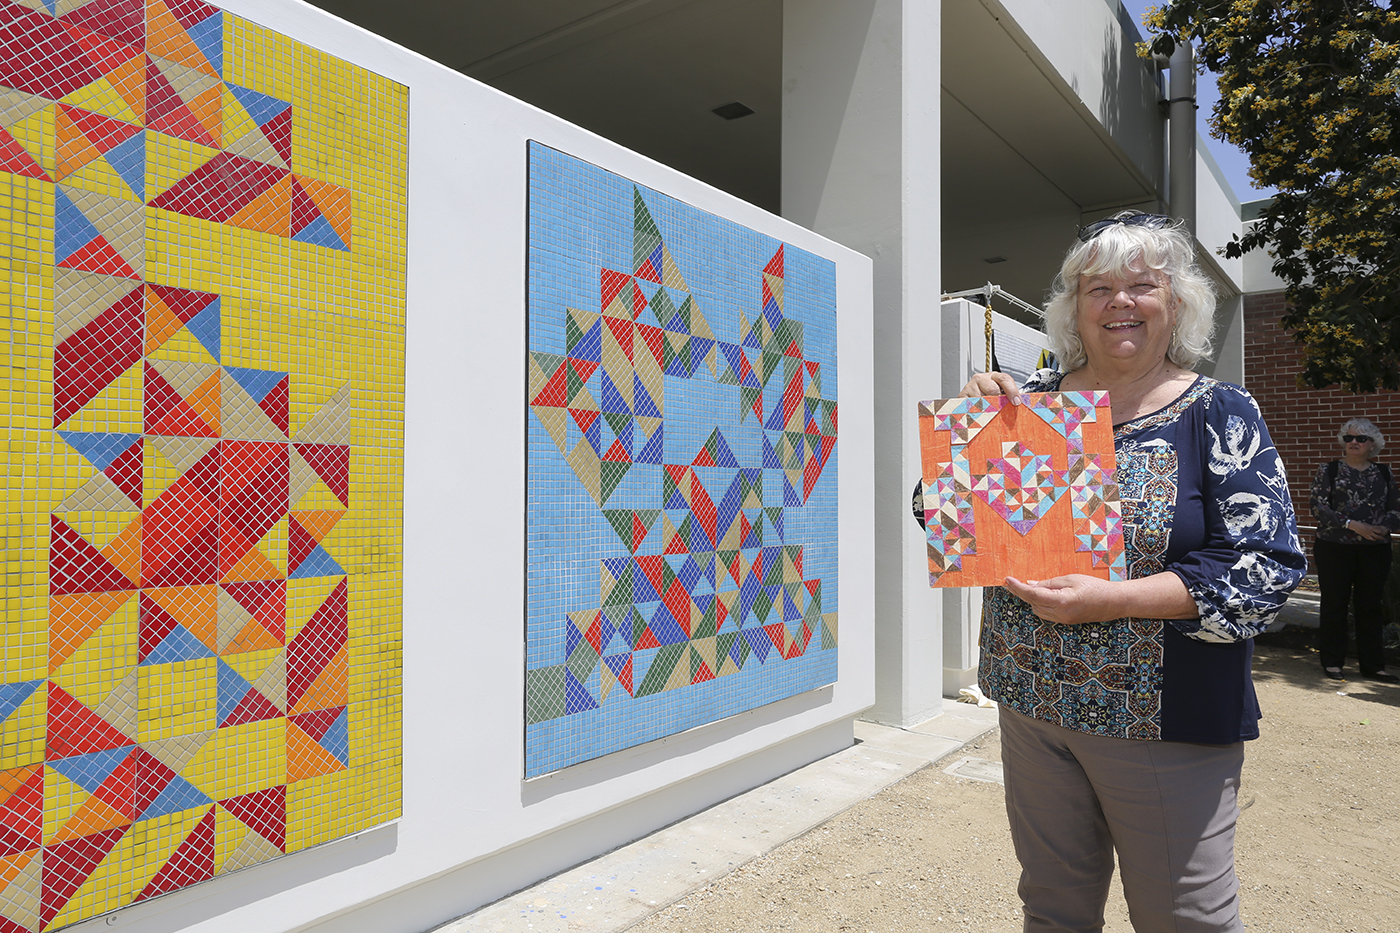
[978,372,1307,744]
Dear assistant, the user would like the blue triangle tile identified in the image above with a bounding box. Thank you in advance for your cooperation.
[563,668,598,714]
[289,544,345,579]
[215,658,252,725]
[0,679,43,723]
[291,214,348,251]
[224,366,285,403]
[48,747,135,794]
[57,431,141,472]
[141,624,215,665]
[228,83,291,126]
[186,299,220,362]
[187,12,223,77]
[139,773,212,821]
[106,130,145,202]
[53,187,100,264]
[318,707,350,766]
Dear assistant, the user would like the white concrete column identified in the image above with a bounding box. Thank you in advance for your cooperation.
[783,0,944,726]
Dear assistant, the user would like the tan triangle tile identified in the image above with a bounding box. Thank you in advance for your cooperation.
[220,828,281,873]
[0,87,49,128]
[94,667,139,737]
[0,851,40,931]
[294,382,351,444]
[143,731,214,773]
[217,590,255,653]
[57,471,139,513]
[250,652,285,711]
[221,371,286,441]
[54,269,142,343]
[224,123,287,169]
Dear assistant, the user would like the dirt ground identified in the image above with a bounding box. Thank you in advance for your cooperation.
[629,641,1399,932]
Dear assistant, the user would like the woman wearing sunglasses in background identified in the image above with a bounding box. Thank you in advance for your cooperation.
[957,211,1306,932]
[1310,418,1400,683]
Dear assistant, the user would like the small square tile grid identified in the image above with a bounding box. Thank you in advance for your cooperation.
[0,1,406,929]
[526,143,839,778]
[917,392,1126,587]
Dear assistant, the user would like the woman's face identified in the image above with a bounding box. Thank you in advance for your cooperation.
[1075,260,1177,370]
[1343,430,1376,458]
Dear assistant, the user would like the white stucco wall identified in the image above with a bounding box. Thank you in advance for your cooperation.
[79,2,877,932]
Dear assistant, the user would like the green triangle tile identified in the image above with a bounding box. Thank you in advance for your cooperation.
[604,509,637,549]
[525,666,566,725]
[604,412,632,435]
[565,313,585,354]
[567,641,600,683]
[633,189,663,271]
[821,617,838,650]
[762,352,782,386]
[718,366,738,386]
[694,601,716,639]
[739,387,760,423]
[676,294,693,332]
[631,608,648,646]
[688,645,706,680]
[599,460,630,504]
[636,509,660,530]
[753,588,773,622]
[635,643,685,697]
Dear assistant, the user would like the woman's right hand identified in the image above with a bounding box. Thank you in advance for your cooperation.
[1349,520,1390,542]
[959,371,1023,405]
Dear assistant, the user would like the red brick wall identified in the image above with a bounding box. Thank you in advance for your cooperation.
[1244,290,1400,555]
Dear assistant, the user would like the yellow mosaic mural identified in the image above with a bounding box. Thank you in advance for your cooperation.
[0,0,406,928]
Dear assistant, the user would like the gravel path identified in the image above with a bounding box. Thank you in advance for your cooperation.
[629,643,1399,932]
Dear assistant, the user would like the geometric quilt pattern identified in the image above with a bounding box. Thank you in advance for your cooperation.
[0,1,406,927]
[917,392,1126,587]
[526,143,838,778]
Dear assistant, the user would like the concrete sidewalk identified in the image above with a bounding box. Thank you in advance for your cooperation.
[437,699,999,933]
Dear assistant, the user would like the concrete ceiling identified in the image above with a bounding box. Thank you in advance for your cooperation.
[940,0,1163,321]
[304,0,1164,320]
[305,0,782,212]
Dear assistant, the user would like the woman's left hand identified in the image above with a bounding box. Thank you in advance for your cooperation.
[1005,570,1200,626]
[1004,575,1125,625]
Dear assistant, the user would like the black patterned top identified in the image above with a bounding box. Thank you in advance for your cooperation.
[1309,459,1400,544]
[978,370,1307,743]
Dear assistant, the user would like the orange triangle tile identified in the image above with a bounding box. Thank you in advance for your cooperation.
[228,175,292,237]
[285,721,344,783]
[55,108,102,180]
[223,616,283,656]
[146,584,217,652]
[99,514,142,588]
[149,392,217,438]
[0,849,37,894]
[107,55,146,123]
[145,290,185,354]
[147,0,219,77]
[49,591,136,673]
[186,370,221,434]
[0,763,42,803]
[190,83,223,146]
[221,546,283,584]
[298,177,352,248]
[289,509,344,543]
[49,794,133,845]
[287,646,348,716]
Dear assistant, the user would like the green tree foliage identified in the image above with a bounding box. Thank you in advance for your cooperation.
[1144,1,1400,391]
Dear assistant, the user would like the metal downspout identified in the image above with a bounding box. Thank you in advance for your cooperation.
[1168,42,1197,234]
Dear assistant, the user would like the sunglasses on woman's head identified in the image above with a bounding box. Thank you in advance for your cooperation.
[1344,434,1373,443]
[1077,212,1174,242]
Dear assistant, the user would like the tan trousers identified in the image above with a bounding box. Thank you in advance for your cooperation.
[999,705,1246,933]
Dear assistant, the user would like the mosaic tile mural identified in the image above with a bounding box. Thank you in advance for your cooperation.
[918,393,1126,587]
[0,1,406,928]
[526,143,839,778]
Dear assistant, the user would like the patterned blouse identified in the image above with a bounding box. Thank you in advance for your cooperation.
[1309,460,1400,544]
[979,371,1307,744]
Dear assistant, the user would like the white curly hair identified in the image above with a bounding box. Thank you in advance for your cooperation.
[1339,417,1386,455]
[1043,213,1217,372]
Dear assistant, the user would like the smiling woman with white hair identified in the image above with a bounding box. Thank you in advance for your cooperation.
[956,211,1307,932]
[1309,417,1400,683]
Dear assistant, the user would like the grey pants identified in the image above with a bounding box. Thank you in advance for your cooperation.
[999,705,1246,933]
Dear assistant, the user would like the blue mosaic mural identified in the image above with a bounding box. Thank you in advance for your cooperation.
[525,142,840,777]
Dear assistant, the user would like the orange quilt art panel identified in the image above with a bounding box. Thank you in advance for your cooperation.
[917,392,1126,587]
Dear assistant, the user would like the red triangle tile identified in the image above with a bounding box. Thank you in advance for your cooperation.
[57,233,140,280]
[261,107,293,166]
[220,687,281,728]
[257,376,289,435]
[49,517,136,595]
[40,826,129,928]
[135,808,214,901]
[218,785,285,851]
[288,706,342,743]
[58,0,146,48]
[0,766,43,857]
[144,56,216,147]
[286,579,347,710]
[61,103,141,154]
[52,288,145,425]
[137,593,181,662]
[103,439,143,506]
[46,684,135,760]
[292,444,348,507]
[0,125,49,180]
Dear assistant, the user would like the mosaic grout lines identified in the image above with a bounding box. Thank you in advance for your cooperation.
[525,143,840,778]
[0,0,406,928]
